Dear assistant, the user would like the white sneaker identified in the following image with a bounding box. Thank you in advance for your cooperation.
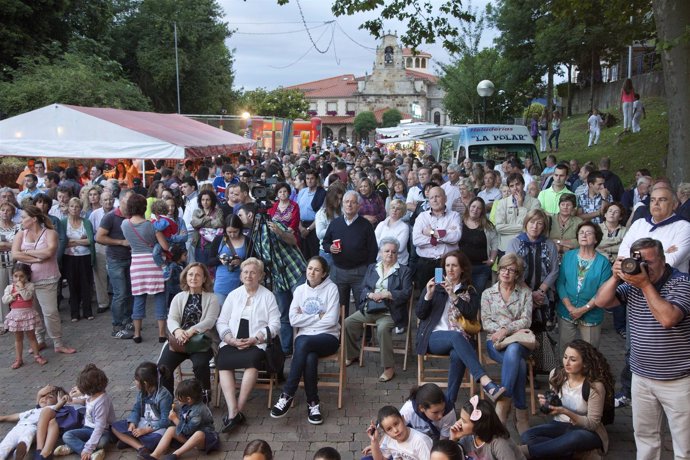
[308,401,323,425]
[91,449,105,460]
[53,445,73,457]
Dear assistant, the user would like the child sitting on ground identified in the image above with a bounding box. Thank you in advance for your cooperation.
[314,446,341,460]
[399,383,456,442]
[53,364,116,460]
[141,379,219,460]
[362,405,432,460]
[0,385,68,460]
[111,362,173,458]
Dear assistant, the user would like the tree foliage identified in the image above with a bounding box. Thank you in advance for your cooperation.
[381,108,402,127]
[0,47,151,117]
[110,0,235,114]
[238,88,309,119]
[276,0,473,54]
[353,111,378,138]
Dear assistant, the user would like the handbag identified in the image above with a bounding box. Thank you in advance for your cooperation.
[263,326,285,375]
[494,329,537,351]
[457,315,481,335]
[168,332,211,354]
[365,299,388,314]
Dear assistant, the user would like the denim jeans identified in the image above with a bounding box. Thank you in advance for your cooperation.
[283,333,340,402]
[471,264,492,294]
[521,420,602,459]
[62,427,112,454]
[427,330,486,405]
[611,304,626,333]
[319,249,333,268]
[486,341,530,409]
[132,291,167,320]
[107,258,133,328]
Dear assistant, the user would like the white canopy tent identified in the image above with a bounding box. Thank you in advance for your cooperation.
[0,104,255,159]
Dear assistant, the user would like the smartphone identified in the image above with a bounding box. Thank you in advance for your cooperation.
[434,267,444,284]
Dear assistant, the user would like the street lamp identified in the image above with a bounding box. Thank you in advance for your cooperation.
[476,80,495,124]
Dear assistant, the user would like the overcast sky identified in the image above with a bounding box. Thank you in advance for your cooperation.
[219,0,497,91]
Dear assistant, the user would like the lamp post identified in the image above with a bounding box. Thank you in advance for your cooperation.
[476,80,495,124]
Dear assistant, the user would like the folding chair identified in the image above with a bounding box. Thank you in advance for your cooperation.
[359,294,414,371]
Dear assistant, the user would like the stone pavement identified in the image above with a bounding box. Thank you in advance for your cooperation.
[0,302,676,459]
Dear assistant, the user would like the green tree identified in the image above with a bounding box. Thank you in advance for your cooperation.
[238,88,309,119]
[111,0,235,114]
[353,111,378,140]
[0,48,151,117]
[381,108,402,127]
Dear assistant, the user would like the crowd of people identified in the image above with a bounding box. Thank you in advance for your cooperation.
[1,147,690,460]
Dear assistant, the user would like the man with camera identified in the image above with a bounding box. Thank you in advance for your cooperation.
[595,238,690,459]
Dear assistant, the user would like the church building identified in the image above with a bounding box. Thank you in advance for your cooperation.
[286,33,449,142]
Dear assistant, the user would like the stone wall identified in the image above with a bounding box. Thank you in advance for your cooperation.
[567,71,665,114]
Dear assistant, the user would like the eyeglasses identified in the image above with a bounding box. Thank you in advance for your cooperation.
[499,267,518,275]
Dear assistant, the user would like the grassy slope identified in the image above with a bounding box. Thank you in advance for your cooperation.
[550,97,668,188]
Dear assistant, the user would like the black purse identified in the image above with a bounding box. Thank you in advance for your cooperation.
[365,299,388,314]
[263,326,285,375]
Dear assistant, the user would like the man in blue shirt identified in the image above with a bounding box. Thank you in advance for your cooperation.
[296,170,325,260]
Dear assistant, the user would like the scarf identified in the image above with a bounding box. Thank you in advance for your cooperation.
[645,213,684,232]
[515,233,552,290]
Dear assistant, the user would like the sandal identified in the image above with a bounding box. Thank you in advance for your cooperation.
[11,359,23,369]
[378,370,395,382]
[483,381,506,403]
[35,355,48,365]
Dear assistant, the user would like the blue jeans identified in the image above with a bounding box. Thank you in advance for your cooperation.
[107,258,133,328]
[486,341,530,409]
[319,249,333,268]
[283,333,340,402]
[275,273,306,354]
[611,304,626,333]
[521,420,602,459]
[62,427,112,454]
[132,291,167,320]
[427,331,487,405]
[471,264,492,294]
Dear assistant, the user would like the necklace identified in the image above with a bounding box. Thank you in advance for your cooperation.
[473,436,486,449]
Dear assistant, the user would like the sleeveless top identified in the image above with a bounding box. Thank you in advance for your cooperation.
[20,228,60,285]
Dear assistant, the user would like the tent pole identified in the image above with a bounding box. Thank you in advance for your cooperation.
[174,22,181,114]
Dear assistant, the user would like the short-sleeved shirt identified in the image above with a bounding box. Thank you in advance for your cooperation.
[616,267,690,380]
[121,219,156,255]
[378,427,432,460]
[99,209,130,260]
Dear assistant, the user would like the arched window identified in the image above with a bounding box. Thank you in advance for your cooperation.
[421,58,427,69]
[433,111,441,125]
[406,57,412,68]
[415,57,420,68]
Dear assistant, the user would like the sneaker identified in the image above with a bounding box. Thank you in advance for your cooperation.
[614,392,629,408]
[124,322,135,331]
[220,411,246,433]
[202,389,211,406]
[53,445,73,457]
[136,447,152,460]
[394,326,406,335]
[270,393,294,418]
[91,449,105,460]
[617,329,627,340]
[307,401,323,425]
[113,328,134,339]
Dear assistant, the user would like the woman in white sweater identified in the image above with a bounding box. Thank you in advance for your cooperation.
[215,257,280,434]
[269,256,340,425]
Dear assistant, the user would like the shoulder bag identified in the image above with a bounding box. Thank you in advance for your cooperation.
[263,326,285,375]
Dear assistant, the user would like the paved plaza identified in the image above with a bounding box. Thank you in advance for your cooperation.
[0,298,676,459]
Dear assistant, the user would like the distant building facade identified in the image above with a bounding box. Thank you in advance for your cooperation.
[286,33,448,142]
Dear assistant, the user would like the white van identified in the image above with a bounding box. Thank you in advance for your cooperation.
[438,124,542,168]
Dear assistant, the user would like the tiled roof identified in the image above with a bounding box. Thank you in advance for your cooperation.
[320,107,413,125]
[402,47,431,57]
[405,69,438,83]
[286,74,359,98]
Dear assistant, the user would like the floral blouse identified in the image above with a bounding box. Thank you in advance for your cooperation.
[480,282,533,334]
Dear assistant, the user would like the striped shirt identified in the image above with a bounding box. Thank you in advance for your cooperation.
[616,267,690,380]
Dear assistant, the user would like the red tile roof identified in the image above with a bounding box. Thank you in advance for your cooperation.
[402,47,431,57]
[286,74,359,98]
[320,107,414,125]
[405,69,438,83]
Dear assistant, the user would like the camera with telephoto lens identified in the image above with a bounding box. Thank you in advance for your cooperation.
[539,390,562,414]
[621,251,645,275]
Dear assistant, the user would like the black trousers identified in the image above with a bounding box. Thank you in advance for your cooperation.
[158,346,214,395]
[416,257,441,289]
[301,220,319,260]
[63,254,93,319]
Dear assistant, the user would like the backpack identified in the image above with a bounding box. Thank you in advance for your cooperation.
[582,381,614,425]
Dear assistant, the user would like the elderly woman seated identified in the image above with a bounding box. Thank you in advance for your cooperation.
[157,263,220,402]
[216,257,280,434]
[343,237,412,382]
